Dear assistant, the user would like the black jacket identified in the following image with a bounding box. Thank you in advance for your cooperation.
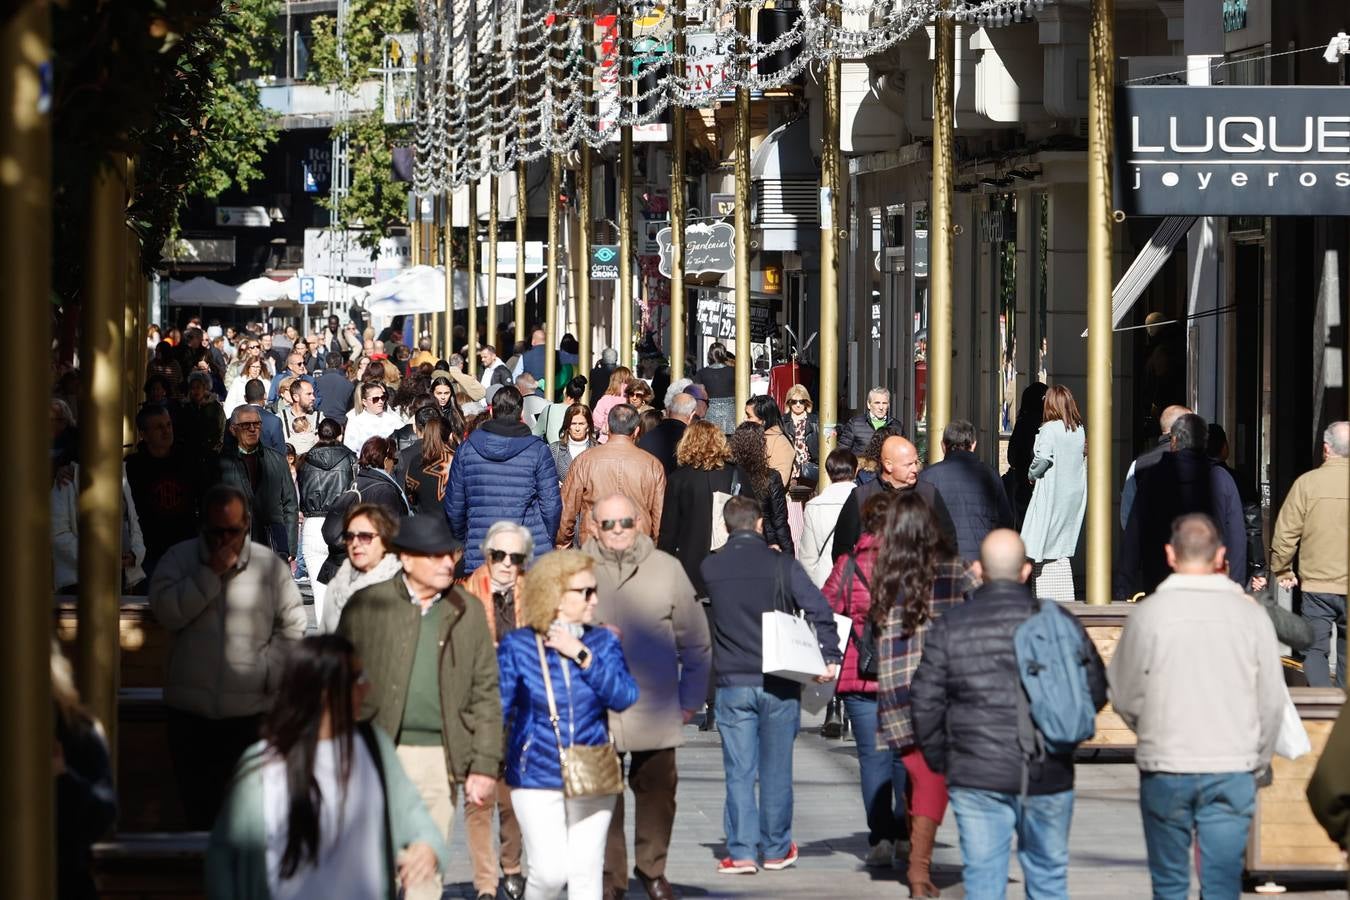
[637,418,687,474]
[355,467,411,519]
[214,443,298,558]
[835,412,903,456]
[919,449,1014,560]
[1117,448,1247,597]
[658,463,735,596]
[124,447,203,567]
[297,442,357,516]
[910,580,1107,796]
[315,370,355,423]
[737,467,794,556]
[700,530,842,691]
[781,413,819,463]
[832,477,958,563]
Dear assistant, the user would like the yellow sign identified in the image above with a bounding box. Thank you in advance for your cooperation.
[763,264,782,295]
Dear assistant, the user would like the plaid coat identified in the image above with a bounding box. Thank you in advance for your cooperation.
[876,560,979,750]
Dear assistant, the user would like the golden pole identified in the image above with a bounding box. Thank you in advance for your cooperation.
[619,12,634,369]
[547,153,561,397]
[928,12,954,464]
[467,181,479,374]
[1,4,55,892]
[1086,0,1115,604]
[578,144,593,385]
[733,3,751,422]
[488,175,500,354]
[669,0,687,382]
[78,156,128,769]
[516,161,528,348]
[817,13,840,486]
[444,187,455,359]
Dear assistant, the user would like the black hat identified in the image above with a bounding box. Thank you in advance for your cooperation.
[390,515,464,555]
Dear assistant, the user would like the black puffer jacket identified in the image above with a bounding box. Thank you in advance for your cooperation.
[835,412,903,455]
[918,449,1014,561]
[355,467,411,519]
[735,466,794,557]
[910,580,1107,796]
[298,442,357,516]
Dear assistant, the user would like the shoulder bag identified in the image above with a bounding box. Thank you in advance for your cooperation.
[841,554,880,680]
[535,633,624,798]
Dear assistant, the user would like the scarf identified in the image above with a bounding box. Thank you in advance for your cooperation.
[320,553,404,633]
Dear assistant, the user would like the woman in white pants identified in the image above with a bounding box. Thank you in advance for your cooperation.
[497,551,639,900]
[296,418,358,625]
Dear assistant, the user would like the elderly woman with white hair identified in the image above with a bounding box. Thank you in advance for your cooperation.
[460,520,535,900]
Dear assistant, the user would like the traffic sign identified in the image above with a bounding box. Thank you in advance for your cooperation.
[298,275,316,305]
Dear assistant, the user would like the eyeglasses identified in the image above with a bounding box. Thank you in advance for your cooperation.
[599,517,635,532]
[487,548,527,566]
[235,421,262,430]
[568,585,599,600]
[342,530,379,544]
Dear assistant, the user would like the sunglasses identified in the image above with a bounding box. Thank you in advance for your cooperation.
[487,548,527,566]
[599,517,635,532]
[569,585,599,600]
[342,530,379,544]
[368,395,386,404]
[235,421,262,430]
[790,399,807,405]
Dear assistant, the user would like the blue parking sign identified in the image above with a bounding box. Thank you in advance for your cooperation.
[299,275,316,305]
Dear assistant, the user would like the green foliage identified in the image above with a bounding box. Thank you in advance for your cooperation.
[310,0,417,246]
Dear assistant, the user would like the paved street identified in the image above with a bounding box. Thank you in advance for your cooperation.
[439,707,1346,899]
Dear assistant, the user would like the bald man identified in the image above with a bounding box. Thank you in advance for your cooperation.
[911,529,1106,899]
[830,435,957,562]
[1120,403,1191,529]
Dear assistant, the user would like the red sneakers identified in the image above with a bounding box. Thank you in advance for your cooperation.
[716,858,759,875]
[762,842,799,871]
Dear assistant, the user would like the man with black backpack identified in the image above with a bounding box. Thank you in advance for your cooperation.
[911,529,1106,899]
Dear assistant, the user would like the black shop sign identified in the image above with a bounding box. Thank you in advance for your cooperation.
[1114,86,1350,216]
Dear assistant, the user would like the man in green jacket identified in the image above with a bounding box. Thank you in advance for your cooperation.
[337,514,503,900]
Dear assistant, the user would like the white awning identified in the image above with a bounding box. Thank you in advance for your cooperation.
[1082,215,1196,336]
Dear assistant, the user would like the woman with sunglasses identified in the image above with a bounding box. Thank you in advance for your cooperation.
[207,634,449,899]
[781,384,820,489]
[318,504,403,634]
[498,550,638,900]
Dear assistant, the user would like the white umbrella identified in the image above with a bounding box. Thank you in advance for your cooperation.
[362,265,535,315]
[277,274,366,306]
[167,276,243,307]
[234,276,289,305]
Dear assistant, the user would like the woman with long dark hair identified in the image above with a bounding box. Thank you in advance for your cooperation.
[873,493,978,898]
[692,342,736,434]
[207,634,449,899]
[549,402,596,484]
[398,406,458,514]
[728,421,794,555]
[430,372,468,437]
[1003,381,1048,528]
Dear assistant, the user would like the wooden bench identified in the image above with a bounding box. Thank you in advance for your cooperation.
[93,831,207,899]
[1064,602,1137,749]
[1246,688,1348,879]
[54,596,169,689]
[117,687,187,833]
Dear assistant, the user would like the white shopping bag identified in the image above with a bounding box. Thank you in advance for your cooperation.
[762,609,828,683]
[1274,683,1312,760]
[801,613,854,714]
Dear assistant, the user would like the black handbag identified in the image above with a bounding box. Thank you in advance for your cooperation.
[842,553,879,681]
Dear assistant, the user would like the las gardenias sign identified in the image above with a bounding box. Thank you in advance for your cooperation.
[1114,86,1350,216]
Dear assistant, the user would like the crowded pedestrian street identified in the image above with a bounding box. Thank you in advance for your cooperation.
[8,0,1350,898]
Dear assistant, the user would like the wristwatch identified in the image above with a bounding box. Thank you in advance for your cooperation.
[574,647,592,669]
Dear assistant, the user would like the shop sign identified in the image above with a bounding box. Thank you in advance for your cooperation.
[695,294,770,342]
[304,228,409,278]
[762,264,782,294]
[590,244,620,281]
[656,221,736,278]
[1114,86,1350,216]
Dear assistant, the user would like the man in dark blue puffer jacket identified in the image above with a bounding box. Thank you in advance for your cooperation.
[446,386,562,571]
[918,419,1013,561]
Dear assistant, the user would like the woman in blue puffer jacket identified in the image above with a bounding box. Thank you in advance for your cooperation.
[498,549,638,900]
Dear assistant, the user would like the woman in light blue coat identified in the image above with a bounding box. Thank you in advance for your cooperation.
[1019,385,1087,602]
[207,635,449,900]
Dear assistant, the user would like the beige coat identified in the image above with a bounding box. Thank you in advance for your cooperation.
[557,437,666,547]
[1270,456,1348,594]
[764,425,796,488]
[149,538,307,719]
[585,535,711,752]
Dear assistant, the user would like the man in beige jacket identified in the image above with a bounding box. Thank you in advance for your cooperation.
[1108,513,1285,900]
[585,494,711,900]
[1270,421,1349,687]
[558,404,665,548]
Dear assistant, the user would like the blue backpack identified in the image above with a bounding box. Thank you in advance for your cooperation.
[1013,598,1097,757]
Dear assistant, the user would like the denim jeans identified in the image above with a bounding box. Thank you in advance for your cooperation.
[1301,592,1347,687]
[715,684,801,861]
[1138,771,1256,900]
[948,787,1074,900]
[840,692,907,845]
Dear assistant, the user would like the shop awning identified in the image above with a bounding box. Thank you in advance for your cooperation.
[1082,215,1196,336]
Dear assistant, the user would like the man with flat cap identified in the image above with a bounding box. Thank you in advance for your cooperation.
[337,514,504,900]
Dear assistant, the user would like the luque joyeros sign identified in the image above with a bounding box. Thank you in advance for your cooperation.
[656,221,736,278]
[1114,86,1350,217]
